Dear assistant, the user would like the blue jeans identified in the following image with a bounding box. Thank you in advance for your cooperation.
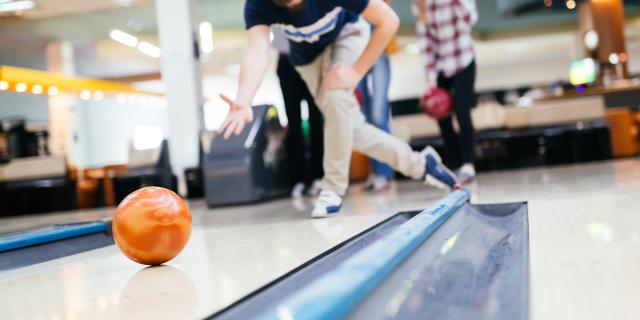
[357,53,394,179]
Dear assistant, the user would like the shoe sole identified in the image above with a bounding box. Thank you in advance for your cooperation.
[459,176,475,185]
[310,211,340,219]
[425,174,453,191]
[310,204,342,218]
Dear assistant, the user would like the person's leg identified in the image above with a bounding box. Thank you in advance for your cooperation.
[451,60,477,182]
[357,74,372,123]
[296,49,356,198]
[297,19,457,217]
[436,73,462,169]
[277,55,307,191]
[356,68,380,190]
[297,47,362,216]
[452,60,476,165]
[356,70,376,181]
[367,53,394,180]
[332,20,455,185]
[305,88,325,186]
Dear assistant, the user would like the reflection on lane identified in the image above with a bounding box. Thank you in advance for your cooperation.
[352,202,529,320]
[119,265,198,319]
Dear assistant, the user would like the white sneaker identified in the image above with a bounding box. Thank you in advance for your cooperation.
[310,190,343,218]
[307,179,323,197]
[291,182,305,198]
[364,175,391,192]
[456,164,476,184]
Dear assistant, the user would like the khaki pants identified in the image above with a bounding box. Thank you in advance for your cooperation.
[296,19,426,195]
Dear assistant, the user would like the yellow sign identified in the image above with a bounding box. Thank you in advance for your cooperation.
[0,65,162,96]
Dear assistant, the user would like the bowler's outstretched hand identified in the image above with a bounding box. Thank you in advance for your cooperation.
[218,94,253,139]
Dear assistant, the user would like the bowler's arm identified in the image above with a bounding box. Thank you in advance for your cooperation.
[235,25,271,109]
[354,0,400,76]
[218,25,271,139]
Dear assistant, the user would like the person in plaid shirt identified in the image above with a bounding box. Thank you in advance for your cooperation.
[414,0,478,183]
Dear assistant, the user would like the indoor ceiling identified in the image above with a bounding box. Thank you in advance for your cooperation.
[1,0,152,19]
[0,0,600,41]
[2,0,640,80]
[4,0,640,45]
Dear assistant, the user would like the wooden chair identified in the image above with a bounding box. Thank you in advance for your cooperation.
[604,107,640,157]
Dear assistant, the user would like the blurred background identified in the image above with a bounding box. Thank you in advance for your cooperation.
[1,0,639,215]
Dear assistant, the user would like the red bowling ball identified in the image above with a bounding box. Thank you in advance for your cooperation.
[420,87,453,120]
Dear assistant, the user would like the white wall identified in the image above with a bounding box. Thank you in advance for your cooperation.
[389,22,640,98]
[74,98,169,168]
[201,66,287,129]
[0,39,49,120]
[0,92,49,124]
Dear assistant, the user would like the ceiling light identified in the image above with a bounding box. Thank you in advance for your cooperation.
[137,41,161,58]
[584,30,599,51]
[619,52,628,63]
[93,91,104,101]
[48,86,59,96]
[80,90,91,100]
[609,53,620,65]
[110,29,138,47]
[16,82,27,92]
[32,84,43,94]
[566,0,576,10]
[0,1,35,13]
[116,0,132,8]
[0,81,8,91]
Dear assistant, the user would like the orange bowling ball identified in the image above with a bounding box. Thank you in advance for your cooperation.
[112,187,192,265]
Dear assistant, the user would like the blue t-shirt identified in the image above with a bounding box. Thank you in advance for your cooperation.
[244,0,369,66]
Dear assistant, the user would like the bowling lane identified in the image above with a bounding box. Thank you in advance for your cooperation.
[528,190,640,320]
[0,159,639,319]
[0,184,448,320]
[468,158,640,203]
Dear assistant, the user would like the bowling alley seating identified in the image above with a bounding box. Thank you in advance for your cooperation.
[0,155,77,216]
[184,166,204,199]
[110,140,177,205]
[183,131,214,199]
[0,117,50,159]
[0,132,8,164]
[0,117,77,216]
[392,95,612,170]
[76,164,128,208]
[504,96,605,128]
[74,140,177,208]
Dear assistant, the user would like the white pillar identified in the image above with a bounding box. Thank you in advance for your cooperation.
[46,41,85,166]
[155,0,204,195]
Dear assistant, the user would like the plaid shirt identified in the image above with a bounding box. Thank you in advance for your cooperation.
[413,0,478,86]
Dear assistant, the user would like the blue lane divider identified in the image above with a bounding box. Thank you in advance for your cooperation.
[258,189,470,320]
[0,222,109,253]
